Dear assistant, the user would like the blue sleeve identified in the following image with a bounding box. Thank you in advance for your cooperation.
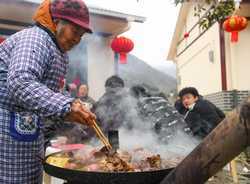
[7,32,73,118]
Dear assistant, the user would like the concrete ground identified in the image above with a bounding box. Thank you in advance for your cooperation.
[206,171,249,184]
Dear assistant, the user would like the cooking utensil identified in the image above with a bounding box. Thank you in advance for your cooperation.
[91,119,112,151]
[108,130,119,152]
[44,151,174,184]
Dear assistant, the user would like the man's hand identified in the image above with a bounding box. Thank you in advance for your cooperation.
[65,100,96,126]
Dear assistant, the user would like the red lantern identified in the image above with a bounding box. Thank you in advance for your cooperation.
[111,36,134,64]
[184,32,189,39]
[223,15,248,43]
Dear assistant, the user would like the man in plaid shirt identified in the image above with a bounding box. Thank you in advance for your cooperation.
[0,0,95,183]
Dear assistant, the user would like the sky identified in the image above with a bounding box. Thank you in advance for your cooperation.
[25,0,179,77]
[84,0,179,77]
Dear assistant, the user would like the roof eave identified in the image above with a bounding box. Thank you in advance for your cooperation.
[22,0,146,23]
[88,6,146,23]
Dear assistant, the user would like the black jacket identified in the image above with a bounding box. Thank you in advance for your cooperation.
[175,98,225,138]
[92,88,134,134]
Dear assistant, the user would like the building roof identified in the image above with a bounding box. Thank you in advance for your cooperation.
[23,0,146,23]
[88,6,146,23]
[0,0,146,36]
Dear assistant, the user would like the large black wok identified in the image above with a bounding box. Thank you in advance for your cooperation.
[43,152,174,184]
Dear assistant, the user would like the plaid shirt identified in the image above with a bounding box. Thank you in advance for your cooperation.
[0,25,74,118]
[0,25,74,183]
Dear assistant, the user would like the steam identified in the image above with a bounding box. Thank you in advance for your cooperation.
[52,32,199,161]
[47,34,111,145]
[91,87,200,159]
[66,33,106,90]
[50,85,199,163]
[119,128,199,159]
[67,37,88,87]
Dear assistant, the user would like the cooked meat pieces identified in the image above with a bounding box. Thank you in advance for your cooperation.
[47,147,182,172]
[102,154,134,172]
[146,154,161,169]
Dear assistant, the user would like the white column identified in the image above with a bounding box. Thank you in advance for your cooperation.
[87,35,115,100]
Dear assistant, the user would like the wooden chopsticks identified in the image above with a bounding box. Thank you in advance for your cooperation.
[91,119,112,151]
[77,100,112,151]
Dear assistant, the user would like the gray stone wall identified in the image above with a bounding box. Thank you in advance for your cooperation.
[205,90,250,112]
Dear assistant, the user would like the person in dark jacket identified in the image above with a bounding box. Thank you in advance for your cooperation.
[94,81,190,143]
[175,87,225,138]
[92,76,133,134]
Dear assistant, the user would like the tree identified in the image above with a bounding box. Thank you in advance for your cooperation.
[173,0,235,29]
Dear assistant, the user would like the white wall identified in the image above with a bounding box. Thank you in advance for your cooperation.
[175,3,250,95]
[176,23,222,95]
[177,2,210,55]
[175,3,224,96]
[87,36,115,100]
[226,24,250,91]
